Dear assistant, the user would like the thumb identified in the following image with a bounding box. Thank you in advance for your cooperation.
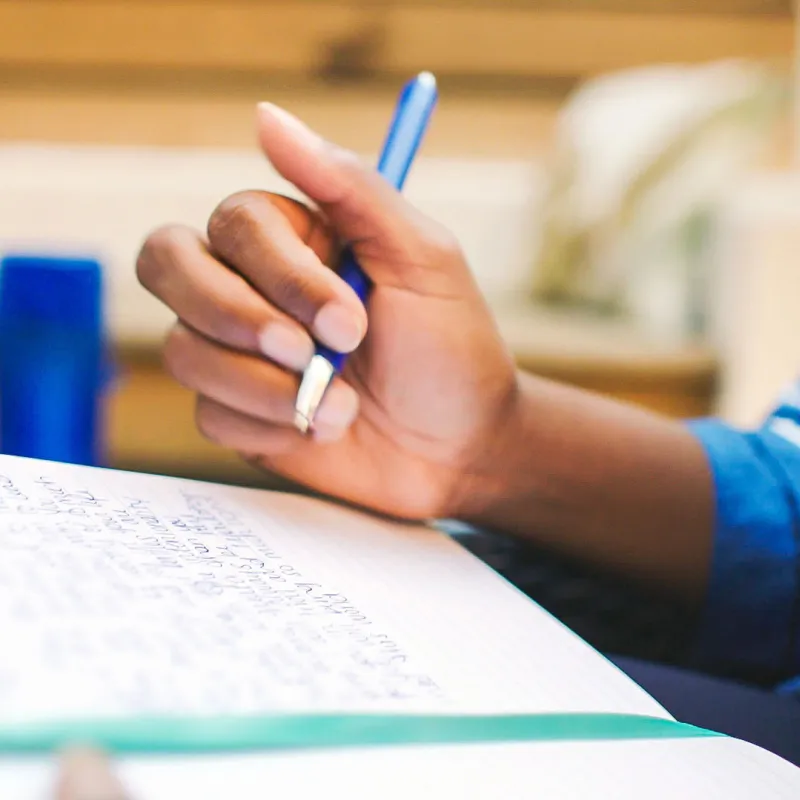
[256,102,468,294]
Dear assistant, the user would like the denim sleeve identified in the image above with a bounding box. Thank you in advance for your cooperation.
[686,415,800,686]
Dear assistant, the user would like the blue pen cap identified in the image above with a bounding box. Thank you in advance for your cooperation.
[0,254,102,331]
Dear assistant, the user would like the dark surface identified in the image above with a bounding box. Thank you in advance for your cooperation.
[454,527,695,664]
[454,528,800,767]
[613,656,800,767]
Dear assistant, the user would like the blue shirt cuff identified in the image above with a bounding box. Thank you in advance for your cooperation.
[685,419,800,683]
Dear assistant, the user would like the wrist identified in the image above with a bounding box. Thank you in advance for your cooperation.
[447,369,714,604]
[447,369,540,527]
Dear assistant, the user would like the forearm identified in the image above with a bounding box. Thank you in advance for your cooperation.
[460,371,715,609]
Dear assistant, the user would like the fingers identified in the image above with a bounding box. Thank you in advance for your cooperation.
[165,324,359,442]
[255,103,470,296]
[256,102,413,245]
[206,191,367,353]
[196,396,301,455]
[137,223,313,371]
[138,198,365,444]
[56,747,128,800]
[196,396,352,451]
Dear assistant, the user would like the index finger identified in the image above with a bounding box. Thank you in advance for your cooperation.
[56,747,129,800]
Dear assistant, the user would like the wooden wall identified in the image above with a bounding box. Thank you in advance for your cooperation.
[0,0,792,155]
[0,1,791,82]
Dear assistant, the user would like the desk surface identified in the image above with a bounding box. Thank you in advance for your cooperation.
[494,302,714,378]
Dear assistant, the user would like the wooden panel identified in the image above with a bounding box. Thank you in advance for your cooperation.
[0,1,790,81]
[0,87,558,156]
[383,8,792,76]
[10,0,786,17]
[362,0,791,12]
[0,1,359,71]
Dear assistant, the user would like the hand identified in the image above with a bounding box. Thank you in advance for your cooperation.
[56,748,128,800]
[137,103,519,520]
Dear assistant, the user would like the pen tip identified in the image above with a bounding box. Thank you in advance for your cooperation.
[417,71,436,89]
[294,354,336,434]
[293,411,311,434]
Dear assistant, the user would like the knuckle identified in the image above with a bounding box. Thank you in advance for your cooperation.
[207,191,264,254]
[326,147,365,205]
[417,222,463,266]
[136,225,185,291]
[270,263,319,320]
[162,324,197,387]
[207,294,251,343]
[195,398,223,443]
[329,145,363,175]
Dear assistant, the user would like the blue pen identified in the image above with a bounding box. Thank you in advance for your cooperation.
[293,71,438,433]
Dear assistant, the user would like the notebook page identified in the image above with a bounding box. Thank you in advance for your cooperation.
[4,737,800,799]
[0,454,666,721]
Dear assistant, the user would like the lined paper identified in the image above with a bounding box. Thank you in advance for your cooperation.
[0,455,665,721]
[1,455,799,797]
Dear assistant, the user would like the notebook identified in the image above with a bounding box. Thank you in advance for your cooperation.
[0,454,798,798]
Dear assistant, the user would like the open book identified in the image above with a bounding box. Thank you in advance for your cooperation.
[0,454,798,798]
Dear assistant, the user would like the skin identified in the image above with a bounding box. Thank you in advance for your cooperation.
[55,748,128,800]
[136,102,715,609]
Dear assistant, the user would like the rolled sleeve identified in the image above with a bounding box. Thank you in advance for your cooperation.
[686,419,800,684]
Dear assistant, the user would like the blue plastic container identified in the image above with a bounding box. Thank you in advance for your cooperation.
[0,254,106,465]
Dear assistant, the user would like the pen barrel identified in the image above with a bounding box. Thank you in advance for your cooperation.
[321,248,371,373]
[310,72,437,376]
[337,248,371,306]
[0,255,108,466]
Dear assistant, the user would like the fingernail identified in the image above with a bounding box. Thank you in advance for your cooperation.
[57,747,128,800]
[314,385,359,439]
[257,103,324,153]
[313,303,364,353]
[258,321,313,371]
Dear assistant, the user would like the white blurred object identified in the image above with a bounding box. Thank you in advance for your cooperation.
[0,144,542,344]
[710,172,800,426]
[532,60,787,344]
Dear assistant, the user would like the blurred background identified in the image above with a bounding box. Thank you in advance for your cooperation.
[0,0,797,487]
